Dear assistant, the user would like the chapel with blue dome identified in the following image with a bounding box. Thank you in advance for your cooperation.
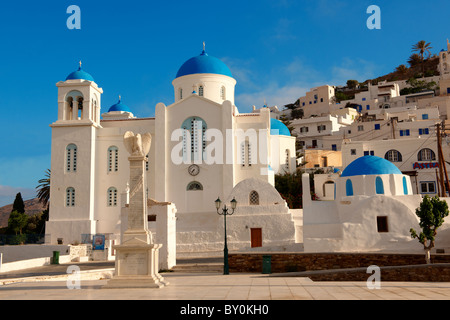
[341,155,402,177]
[270,118,291,136]
[337,155,412,198]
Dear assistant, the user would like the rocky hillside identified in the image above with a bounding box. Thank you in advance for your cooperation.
[0,198,46,228]
[368,56,440,84]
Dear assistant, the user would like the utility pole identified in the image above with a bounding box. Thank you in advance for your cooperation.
[436,123,449,197]
[391,118,396,139]
[439,123,450,195]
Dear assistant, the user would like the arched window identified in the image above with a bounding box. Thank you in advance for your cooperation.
[187,181,203,191]
[198,85,204,97]
[385,150,402,162]
[75,97,84,120]
[65,97,74,120]
[403,177,409,195]
[181,117,207,162]
[66,144,78,173]
[220,86,226,100]
[346,179,354,196]
[66,187,75,207]
[249,191,259,205]
[179,88,183,100]
[65,91,83,121]
[418,148,436,161]
[376,177,385,195]
[108,146,119,172]
[107,187,118,207]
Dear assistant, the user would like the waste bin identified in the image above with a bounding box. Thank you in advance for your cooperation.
[52,251,60,265]
[262,255,272,274]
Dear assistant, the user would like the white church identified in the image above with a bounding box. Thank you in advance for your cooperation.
[45,47,299,255]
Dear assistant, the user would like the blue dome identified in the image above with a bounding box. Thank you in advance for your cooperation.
[341,156,402,177]
[270,118,291,136]
[176,50,233,79]
[108,98,131,113]
[66,66,95,82]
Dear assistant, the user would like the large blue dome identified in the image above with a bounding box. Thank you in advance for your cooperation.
[341,156,402,177]
[270,118,291,136]
[66,66,95,82]
[176,50,233,79]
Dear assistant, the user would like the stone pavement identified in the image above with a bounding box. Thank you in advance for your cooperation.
[1,266,450,300]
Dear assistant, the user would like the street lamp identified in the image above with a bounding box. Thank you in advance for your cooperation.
[215,197,237,275]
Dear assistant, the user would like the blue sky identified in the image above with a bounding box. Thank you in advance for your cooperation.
[0,0,449,207]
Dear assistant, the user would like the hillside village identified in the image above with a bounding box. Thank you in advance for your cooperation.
[254,40,450,200]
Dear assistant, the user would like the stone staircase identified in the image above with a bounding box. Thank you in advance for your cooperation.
[172,257,223,273]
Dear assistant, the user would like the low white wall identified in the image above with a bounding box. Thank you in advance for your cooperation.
[0,255,71,273]
[0,245,70,263]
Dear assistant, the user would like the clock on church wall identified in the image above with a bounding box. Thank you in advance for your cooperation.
[188,164,200,176]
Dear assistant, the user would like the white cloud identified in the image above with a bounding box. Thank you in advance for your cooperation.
[236,84,309,112]
[234,55,378,112]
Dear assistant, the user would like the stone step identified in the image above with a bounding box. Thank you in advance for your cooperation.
[171,263,223,273]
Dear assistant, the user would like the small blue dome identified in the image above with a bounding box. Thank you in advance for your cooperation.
[108,98,131,113]
[66,66,95,82]
[176,50,233,79]
[270,118,291,136]
[341,156,402,177]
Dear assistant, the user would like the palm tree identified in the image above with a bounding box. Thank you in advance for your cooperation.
[395,64,408,75]
[36,169,50,209]
[412,40,433,77]
[408,53,422,68]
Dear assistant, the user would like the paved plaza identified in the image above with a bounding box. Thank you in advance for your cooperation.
[1,267,450,301]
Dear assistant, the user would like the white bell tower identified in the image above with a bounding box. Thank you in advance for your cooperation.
[46,63,103,245]
[55,62,103,126]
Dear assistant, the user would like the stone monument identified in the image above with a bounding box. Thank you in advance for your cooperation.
[104,131,167,289]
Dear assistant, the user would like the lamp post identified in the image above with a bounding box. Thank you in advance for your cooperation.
[215,197,237,275]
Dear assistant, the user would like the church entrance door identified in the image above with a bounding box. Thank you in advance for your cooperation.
[251,228,262,248]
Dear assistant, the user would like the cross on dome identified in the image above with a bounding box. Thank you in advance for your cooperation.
[202,41,207,56]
